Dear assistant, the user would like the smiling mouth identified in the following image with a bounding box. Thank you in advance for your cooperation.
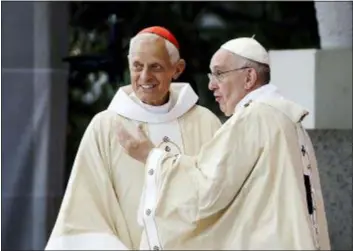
[140,84,157,90]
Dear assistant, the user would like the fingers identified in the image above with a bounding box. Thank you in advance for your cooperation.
[137,124,155,148]
[117,122,154,154]
[117,123,135,148]
[116,123,127,142]
[137,123,148,139]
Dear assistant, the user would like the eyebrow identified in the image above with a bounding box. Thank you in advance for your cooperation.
[210,65,225,71]
[130,59,166,68]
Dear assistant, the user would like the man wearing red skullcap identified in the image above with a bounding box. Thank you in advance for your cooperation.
[116,36,331,250]
[45,26,221,250]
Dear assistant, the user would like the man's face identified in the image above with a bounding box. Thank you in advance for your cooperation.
[128,37,180,106]
[208,49,249,116]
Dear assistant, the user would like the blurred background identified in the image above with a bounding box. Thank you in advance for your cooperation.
[1,1,352,250]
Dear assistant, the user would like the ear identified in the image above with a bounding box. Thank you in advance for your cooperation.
[172,59,186,80]
[244,68,257,90]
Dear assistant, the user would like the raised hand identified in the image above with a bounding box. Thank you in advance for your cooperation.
[117,123,155,164]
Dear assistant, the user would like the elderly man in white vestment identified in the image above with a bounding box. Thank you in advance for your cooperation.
[45,26,222,250]
[117,37,331,250]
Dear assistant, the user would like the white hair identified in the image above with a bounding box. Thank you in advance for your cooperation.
[128,33,180,64]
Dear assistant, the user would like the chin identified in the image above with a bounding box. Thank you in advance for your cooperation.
[140,95,155,105]
[220,105,233,117]
[219,104,228,116]
[141,93,169,106]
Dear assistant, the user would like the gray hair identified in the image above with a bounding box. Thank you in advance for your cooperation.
[128,33,180,64]
[234,54,271,85]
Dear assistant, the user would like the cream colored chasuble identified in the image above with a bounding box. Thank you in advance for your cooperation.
[141,84,331,250]
[45,83,221,250]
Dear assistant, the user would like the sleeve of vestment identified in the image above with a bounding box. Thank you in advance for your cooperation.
[140,111,263,225]
[45,113,129,250]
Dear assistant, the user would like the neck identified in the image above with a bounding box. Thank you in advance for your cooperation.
[234,83,279,113]
[137,92,172,114]
[247,82,264,93]
[143,92,170,106]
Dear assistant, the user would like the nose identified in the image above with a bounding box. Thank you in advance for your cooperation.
[140,68,153,82]
[208,78,218,91]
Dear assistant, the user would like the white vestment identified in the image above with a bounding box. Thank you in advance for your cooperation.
[140,84,331,250]
[45,83,222,250]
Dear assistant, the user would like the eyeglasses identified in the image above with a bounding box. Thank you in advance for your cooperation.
[208,66,250,82]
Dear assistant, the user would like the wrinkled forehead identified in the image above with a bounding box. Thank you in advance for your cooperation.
[129,36,170,64]
[210,48,236,70]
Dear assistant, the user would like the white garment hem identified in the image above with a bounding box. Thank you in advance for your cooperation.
[45,232,128,250]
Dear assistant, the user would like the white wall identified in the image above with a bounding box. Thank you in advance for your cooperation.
[269,49,352,129]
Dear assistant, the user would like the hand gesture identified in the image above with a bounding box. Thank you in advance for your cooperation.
[117,123,155,164]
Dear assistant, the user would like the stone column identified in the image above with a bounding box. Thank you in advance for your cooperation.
[313,2,352,250]
[314,1,352,49]
[2,2,69,250]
